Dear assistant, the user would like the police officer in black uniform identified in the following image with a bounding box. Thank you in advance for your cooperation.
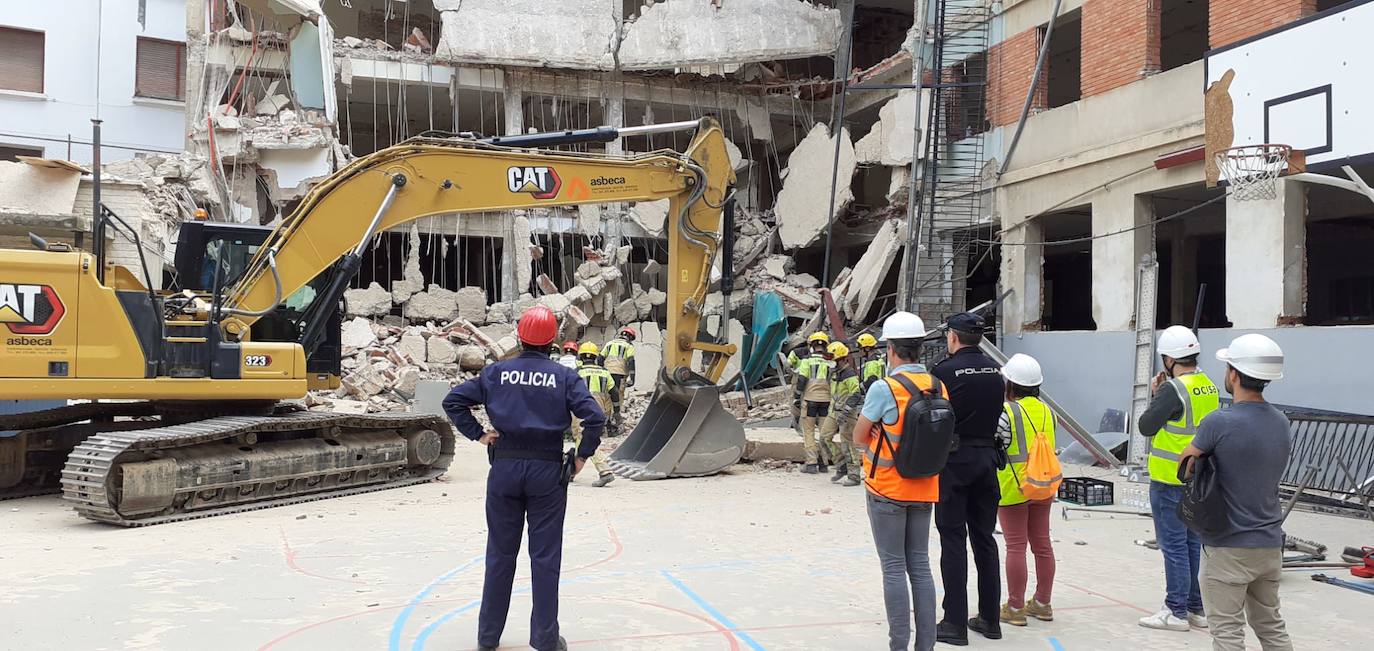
[442,305,606,651]
[930,312,1006,644]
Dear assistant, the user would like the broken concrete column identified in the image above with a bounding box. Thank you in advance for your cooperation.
[631,200,668,236]
[575,260,602,280]
[614,299,638,324]
[564,285,593,305]
[404,284,460,323]
[341,317,378,349]
[567,305,591,327]
[344,282,392,317]
[427,337,458,364]
[854,89,928,166]
[842,220,902,320]
[397,332,428,363]
[538,293,572,315]
[775,124,856,250]
[455,286,488,325]
[512,214,533,295]
[762,255,791,280]
[391,225,426,303]
[457,345,487,371]
[393,367,421,400]
[487,302,513,323]
[632,321,663,393]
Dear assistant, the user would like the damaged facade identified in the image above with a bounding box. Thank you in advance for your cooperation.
[4,0,1005,413]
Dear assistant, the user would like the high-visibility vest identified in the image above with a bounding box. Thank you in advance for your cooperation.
[796,354,833,403]
[603,338,634,375]
[1149,371,1219,485]
[578,364,616,413]
[830,365,862,411]
[862,370,943,503]
[998,396,1057,507]
[861,355,887,386]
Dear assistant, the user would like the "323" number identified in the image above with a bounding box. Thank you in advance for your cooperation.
[244,355,272,367]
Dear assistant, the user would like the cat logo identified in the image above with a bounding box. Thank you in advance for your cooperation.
[506,166,561,200]
[0,283,66,336]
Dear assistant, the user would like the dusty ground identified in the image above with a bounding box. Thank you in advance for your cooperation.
[2,446,1369,650]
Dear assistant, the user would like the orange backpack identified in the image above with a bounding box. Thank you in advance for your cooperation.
[1019,420,1063,500]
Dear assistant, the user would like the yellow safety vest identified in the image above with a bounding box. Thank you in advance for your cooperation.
[578,364,616,412]
[603,338,634,375]
[796,354,833,403]
[1149,372,1219,485]
[861,355,886,384]
[999,396,1056,507]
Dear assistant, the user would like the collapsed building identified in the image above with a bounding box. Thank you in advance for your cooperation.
[0,1,1004,413]
[163,0,994,408]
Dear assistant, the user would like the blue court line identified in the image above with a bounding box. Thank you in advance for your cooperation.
[389,555,485,651]
[1048,636,1066,651]
[661,570,767,651]
[412,575,600,650]
[412,597,484,650]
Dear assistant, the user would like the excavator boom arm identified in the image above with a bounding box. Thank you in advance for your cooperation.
[224,118,735,381]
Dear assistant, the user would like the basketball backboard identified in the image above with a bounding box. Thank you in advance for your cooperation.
[1204,1,1374,186]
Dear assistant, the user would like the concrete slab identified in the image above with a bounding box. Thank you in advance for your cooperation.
[742,426,804,462]
[2,459,1367,650]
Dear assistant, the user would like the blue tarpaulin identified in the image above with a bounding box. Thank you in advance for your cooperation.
[736,292,787,390]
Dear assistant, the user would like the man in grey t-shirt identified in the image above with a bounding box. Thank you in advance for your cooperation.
[1181,334,1293,651]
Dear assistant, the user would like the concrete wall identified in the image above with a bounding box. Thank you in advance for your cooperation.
[1002,326,1374,427]
[0,0,187,163]
[994,62,1205,334]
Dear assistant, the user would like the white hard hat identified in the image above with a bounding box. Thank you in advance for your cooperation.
[1216,334,1284,381]
[1157,325,1201,358]
[1002,353,1044,387]
[880,311,927,341]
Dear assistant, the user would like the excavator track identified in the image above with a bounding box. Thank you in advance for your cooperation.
[60,410,455,527]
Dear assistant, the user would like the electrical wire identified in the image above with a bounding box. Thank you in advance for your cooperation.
[976,192,1229,248]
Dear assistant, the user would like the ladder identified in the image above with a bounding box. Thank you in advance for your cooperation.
[1126,253,1160,478]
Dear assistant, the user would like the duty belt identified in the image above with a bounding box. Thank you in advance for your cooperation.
[490,448,563,463]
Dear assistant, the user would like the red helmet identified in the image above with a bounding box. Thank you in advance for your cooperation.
[620,327,637,340]
[517,306,559,346]
[562,340,578,352]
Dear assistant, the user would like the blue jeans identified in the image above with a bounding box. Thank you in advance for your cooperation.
[1150,481,1203,618]
[867,493,937,651]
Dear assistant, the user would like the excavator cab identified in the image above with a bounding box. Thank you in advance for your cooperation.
[171,221,343,385]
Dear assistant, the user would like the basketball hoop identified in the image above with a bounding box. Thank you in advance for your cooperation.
[1216,144,1292,201]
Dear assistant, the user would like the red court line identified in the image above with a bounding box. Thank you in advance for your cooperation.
[261,518,625,649]
[1063,582,1153,615]
[279,527,364,585]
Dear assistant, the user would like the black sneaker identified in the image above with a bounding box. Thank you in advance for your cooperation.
[968,615,1003,640]
[801,464,820,474]
[936,619,968,646]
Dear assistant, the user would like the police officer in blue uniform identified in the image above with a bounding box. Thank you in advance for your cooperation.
[442,305,606,651]
[930,312,1007,644]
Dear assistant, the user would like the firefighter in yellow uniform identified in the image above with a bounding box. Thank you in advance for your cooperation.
[600,327,637,430]
[857,333,887,389]
[826,341,864,486]
[575,342,617,487]
[794,332,835,474]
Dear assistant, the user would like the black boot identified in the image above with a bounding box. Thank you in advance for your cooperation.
[968,615,1003,640]
[830,464,847,482]
[935,619,968,646]
[817,462,829,474]
[801,464,820,474]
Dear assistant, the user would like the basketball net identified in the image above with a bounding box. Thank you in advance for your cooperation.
[1216,144,1292,201]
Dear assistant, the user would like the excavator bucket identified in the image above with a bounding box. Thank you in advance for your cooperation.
[607,381,744,480]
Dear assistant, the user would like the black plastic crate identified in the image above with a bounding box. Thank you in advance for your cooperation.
[1058,476,1114,506]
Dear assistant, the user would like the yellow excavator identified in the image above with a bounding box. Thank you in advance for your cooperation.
[0,118,745,525]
